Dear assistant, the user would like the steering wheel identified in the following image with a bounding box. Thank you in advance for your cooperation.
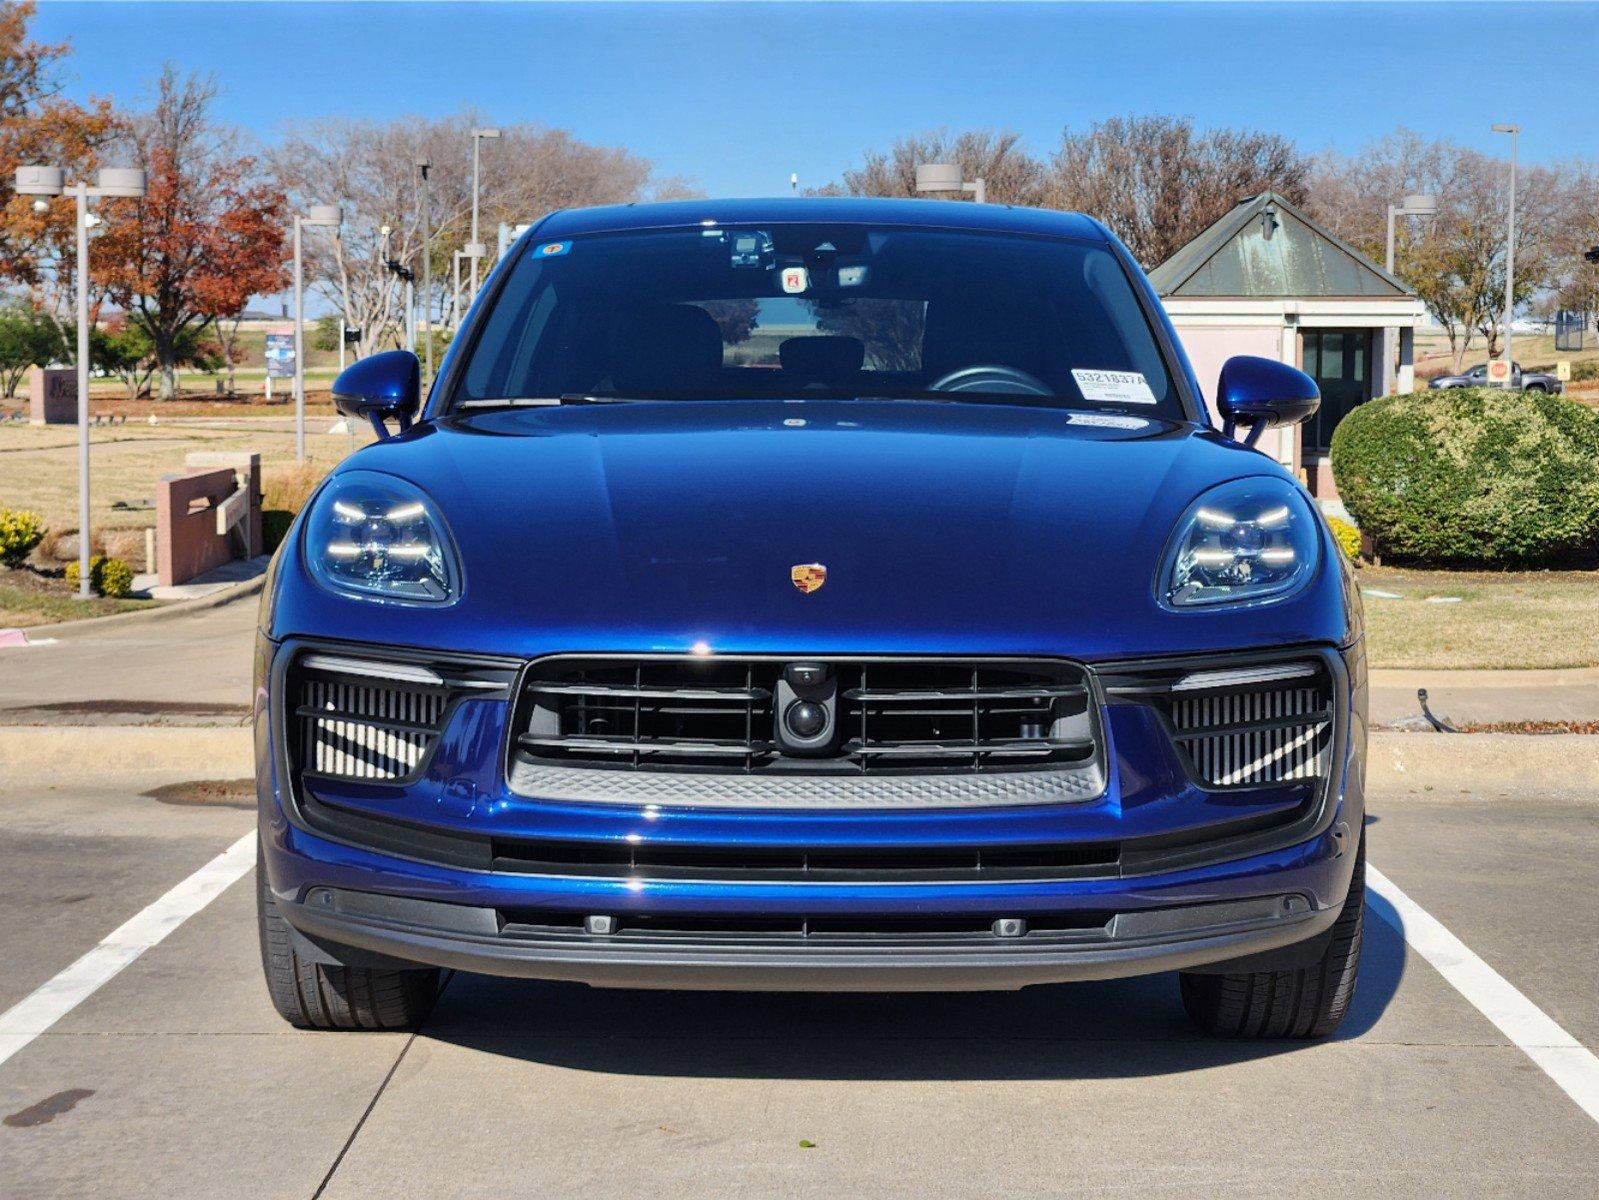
[926,364,1053,397]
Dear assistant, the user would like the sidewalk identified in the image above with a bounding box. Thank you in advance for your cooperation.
[1370,667,1599,728]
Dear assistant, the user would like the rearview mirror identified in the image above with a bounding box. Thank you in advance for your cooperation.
[332,350,421,438]
[1216,356,1319,447]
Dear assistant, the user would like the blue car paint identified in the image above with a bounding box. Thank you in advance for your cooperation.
[257,197,1364,982]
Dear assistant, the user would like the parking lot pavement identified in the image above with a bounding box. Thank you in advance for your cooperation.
[2,776,1596,1198]
[0,599,255,725]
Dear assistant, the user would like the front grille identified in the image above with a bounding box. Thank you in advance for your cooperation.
[292,656,451,782]
[1156,662,1334,788]
[514,657,1097,775]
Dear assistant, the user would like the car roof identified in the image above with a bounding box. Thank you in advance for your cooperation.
[532,196,1111,244]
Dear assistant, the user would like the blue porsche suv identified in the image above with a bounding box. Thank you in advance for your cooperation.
[256,198,1366,1038]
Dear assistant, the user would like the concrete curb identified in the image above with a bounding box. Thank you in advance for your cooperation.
[0,726,255,782]
[2,727,1594,797]
[1367,731,1599,794]
[17,573,264,642]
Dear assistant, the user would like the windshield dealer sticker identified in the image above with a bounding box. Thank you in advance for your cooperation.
[1072,369,1157,406]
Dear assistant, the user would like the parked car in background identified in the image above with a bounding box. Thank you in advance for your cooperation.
[1428,362,1563,392]
[256,197,1366,1041]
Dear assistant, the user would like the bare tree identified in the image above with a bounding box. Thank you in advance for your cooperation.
[271,114,674,358]
[1041,115,1309,269]
[816,129,1046,207]
[1308,131,1569,369]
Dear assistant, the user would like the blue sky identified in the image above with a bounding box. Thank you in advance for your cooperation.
[36,2,1598,196]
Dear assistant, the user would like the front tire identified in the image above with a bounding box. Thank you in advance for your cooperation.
[1179,837,1364,1039]
[257,844,440,1030]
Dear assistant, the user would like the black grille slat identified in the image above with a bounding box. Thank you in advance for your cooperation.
[517,657,1096,776]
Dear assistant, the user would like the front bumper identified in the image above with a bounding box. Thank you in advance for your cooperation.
[257,638,1366,991]
[275,876,1340,992]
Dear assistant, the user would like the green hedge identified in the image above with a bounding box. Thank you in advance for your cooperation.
[1330,388,1599,566]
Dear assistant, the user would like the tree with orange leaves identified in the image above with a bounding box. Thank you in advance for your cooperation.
[0,1,118,334]
[95,68,286,399]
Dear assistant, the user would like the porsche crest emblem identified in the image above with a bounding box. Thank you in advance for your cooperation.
[790,563,827,594]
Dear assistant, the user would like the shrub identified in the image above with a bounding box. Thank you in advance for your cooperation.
[1326,516,1362,562]
[65,553,104,594]
[64,554,133,596]
[1330,388,1599,566]
[0,506,45,566]
[1571,360,1599,383]
[98,557,134,597]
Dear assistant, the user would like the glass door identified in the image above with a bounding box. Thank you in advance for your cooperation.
[1301,329,1371,454]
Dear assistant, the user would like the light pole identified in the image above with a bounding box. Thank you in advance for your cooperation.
[468,127,500,303]
[292,203,342,460]
[14,164,146,600]
[416,157,433,382]
[1385,193,1437,275]
[1492,123,1520,382]
[914,162,986,205]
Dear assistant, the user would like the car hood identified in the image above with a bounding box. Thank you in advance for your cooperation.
[277,400,1351,659]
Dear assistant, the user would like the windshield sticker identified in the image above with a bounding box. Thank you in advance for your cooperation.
[1068,412,1151,430]
[779,266,810,294]
[534,241,571,258]
[1072,368,1157,406]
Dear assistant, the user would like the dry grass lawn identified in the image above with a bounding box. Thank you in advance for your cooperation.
[1358,565,1599,669]
[0,401,374,540]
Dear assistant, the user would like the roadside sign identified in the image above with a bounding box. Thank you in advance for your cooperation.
[1556,360,1572,382]
[1486,360,1512,385]
[264,331,295,379]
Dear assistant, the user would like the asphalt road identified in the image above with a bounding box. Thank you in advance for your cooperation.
[1,768,1595,1198]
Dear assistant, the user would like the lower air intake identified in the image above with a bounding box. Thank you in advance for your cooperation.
[294,659,449,782]
[1165,664,1333,788]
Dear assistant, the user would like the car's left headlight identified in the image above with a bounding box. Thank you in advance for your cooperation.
[1159,478,1319,609]
[302,470,461,605]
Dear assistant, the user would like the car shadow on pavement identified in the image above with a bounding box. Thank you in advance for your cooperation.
[414,904,1406,1081]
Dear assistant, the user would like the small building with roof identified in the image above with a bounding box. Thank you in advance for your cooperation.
[1149,191,1428,498]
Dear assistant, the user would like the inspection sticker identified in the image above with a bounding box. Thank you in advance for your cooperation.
[1071,369,1157,405]
[534,241,571,258]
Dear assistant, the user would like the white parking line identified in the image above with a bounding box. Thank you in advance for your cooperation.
[0,831,256,1071]
[1368,864,1599,1125]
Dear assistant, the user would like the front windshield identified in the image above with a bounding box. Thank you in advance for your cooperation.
[452,223,1185,417]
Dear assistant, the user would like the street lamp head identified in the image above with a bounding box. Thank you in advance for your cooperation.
[914,163,965,195]
[13,164,64,196]
[1401,193,1438,216]
[303,204,343,227]
[472,128,502,140]
[95,167,146,198]
[1491,123,1520,134]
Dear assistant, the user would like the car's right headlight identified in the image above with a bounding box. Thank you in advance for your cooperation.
[1158,477,1319,609]
[302,470,461,605]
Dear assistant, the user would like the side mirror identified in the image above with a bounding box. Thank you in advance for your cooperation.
[331,350,421,439]
[1216,356,1320,447]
